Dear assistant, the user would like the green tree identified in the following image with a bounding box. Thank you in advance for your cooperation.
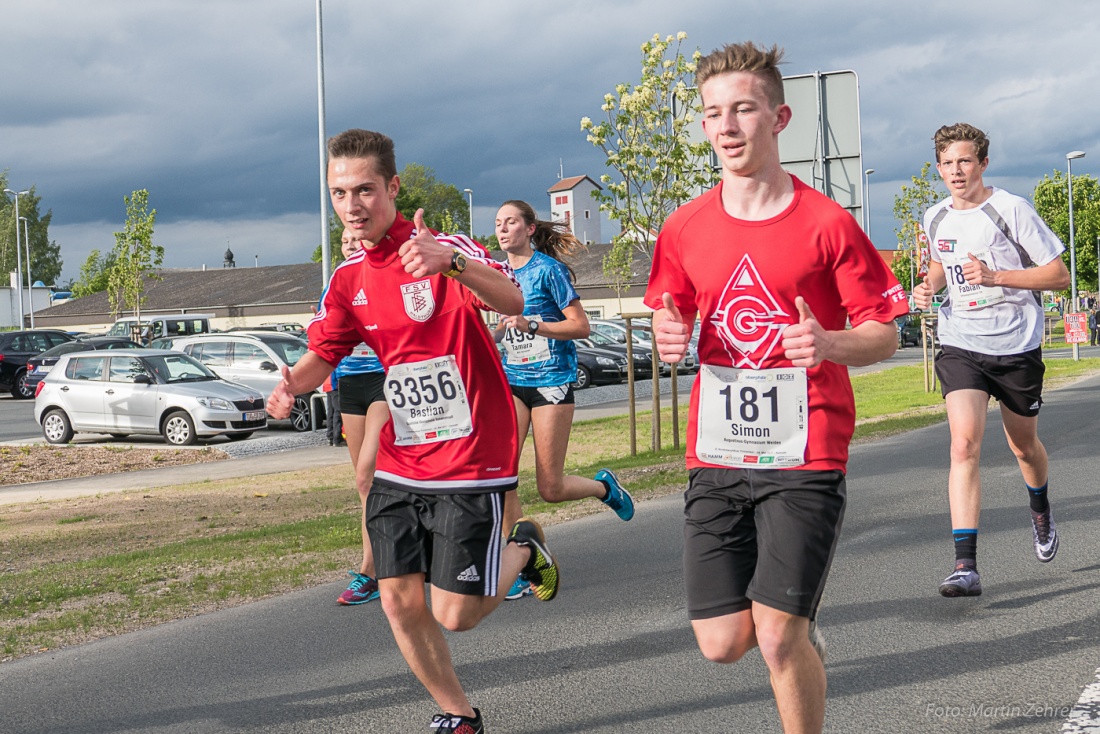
[581,31,717,294]
[1033,170,1100,298]
[1,179,64,287]
[312,214,346,268]
[398,163,470,235]
[107,189,161,319]
[892,162,946,295]
[72,249,117,298]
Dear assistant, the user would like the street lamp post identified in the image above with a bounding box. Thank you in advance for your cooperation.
[463,189,474,238]
[4,189,29,328]
[862,168,875,237]
[1067,150,1086,360]
[19,216,33,328]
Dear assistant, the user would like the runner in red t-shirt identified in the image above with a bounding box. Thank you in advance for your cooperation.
[646,43,907,734]
[266,129,558,733]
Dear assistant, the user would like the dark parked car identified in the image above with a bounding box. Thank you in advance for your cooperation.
[25,337,144,392]
[896,312,932,348]
[578,331,656,378]
[573,344,628,389]
[0,329,76,398]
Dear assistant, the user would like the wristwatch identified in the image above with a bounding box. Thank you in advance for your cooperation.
[527,320,540,335]
[443,249,468,278]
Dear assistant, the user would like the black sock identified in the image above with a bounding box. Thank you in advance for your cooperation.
[1027,482,1049,513]
[596,478,611,501]
[953,528,978,568]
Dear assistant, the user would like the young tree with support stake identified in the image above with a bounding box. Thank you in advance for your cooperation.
[107,189,161,321]
[892,162,945,302]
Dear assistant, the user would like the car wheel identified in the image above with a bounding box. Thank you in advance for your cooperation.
[227,432,253,441]
[574,365,591,390]
[291,396,312,432]
[162,410,197,446]
[42,409,75,444]
[12,369,32,399]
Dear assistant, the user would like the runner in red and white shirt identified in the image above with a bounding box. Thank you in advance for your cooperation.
[266,129,559,734]
[646,43,906,734]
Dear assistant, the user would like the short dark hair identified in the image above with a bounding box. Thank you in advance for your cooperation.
[327,129,397,180]
[933,123,990,162]
[696,41,785,108]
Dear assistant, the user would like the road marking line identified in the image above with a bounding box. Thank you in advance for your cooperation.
[1064,667,1100,733]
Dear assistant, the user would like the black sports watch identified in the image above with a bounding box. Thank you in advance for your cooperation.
[527,320,540,335]
[443,249,468,278]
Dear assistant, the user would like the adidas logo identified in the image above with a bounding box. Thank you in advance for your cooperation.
[352,289,368,306]
[456,565,481,582]
[1029,401,1040,410]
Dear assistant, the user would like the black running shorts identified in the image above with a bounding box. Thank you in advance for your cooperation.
[366,484,505,597]
[510,383,575,409]
[338,371,387,416]
[934,345,1045,417]
[682,468,846,620]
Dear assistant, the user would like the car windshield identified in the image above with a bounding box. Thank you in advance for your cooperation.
[587,331,618,347]
[38,341,90,359]
[255,335,309,366]
[141,353,219,383]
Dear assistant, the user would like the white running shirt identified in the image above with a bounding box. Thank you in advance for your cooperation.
[924,188,1065,355]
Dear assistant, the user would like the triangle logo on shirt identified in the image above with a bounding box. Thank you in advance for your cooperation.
[710,254,793,369]
[352,289,368,307]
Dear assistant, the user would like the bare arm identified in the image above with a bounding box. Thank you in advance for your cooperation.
[963,253,1071,291]
[913,261,946,310]
[500,300,590,340]
[781,297,898,368]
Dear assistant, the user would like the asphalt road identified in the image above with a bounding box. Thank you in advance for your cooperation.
[2,373,1099,731]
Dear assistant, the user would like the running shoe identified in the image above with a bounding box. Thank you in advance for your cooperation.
[938,566,982,597]
[505,576,533,601]
[429,708,484,732]
[595,468,635,521]
[337,571,380,605]
[508,518,559,601]
[1031,508,1059,563]
[808,619,827,664]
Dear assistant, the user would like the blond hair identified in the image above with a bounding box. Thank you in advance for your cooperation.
[696,42,785,107]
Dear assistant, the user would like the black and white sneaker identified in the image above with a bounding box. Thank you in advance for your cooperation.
[429,708,484,733]
[1031,508,1059,563]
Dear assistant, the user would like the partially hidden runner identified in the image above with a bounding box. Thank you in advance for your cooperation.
[492,200,634,601]
[267,129,558,733]
[332,228,391,606]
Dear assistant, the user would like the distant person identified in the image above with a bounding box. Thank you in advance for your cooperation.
[647,42,907,734]
[330,228,391,607]
[492,200,634,600]
[1089,308,1098,346]
[914,122,1070,598]
[267,129,557,733]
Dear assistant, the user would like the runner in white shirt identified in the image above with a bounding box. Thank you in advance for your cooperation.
[913,122,1070,598]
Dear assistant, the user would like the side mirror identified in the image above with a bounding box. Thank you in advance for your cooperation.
[134,374,153,385]
[259,361,278,372]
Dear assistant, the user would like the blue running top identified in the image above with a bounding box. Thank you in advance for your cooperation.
[502,250,579,387]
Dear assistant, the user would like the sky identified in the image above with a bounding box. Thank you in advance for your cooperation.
[4,0,1100,284]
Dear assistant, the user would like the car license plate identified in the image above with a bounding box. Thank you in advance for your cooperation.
[38,365,52,373]
[243,410,265,421]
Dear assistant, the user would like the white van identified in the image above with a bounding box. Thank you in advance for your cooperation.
[106,314,215,345]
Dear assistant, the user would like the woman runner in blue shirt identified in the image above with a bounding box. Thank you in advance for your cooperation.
[493,200,634,599]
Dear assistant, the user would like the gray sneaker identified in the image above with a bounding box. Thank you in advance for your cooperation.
[939,566,982,597]
[1031,508,1059,563]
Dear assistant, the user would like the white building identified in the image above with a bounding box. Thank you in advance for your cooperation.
[1,273,52,328]
[547,175,602,245]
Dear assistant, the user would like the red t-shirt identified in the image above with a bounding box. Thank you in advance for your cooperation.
[644,176,908,473]
[308,212,520,493]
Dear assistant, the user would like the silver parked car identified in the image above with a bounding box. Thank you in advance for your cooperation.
[170,332,319,432]
[34,349,267,446]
